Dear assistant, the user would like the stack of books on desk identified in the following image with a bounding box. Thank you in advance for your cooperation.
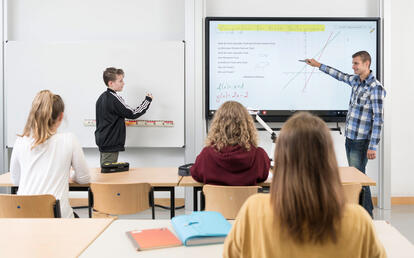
[127,211,231,251]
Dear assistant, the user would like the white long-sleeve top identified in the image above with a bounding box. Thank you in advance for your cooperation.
[10,133,90,218]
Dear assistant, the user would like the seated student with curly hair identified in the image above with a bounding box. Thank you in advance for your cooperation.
[190,101,270,186]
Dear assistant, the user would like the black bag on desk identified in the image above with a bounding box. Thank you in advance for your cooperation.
[178,163,193,176]
[101,162,129,173]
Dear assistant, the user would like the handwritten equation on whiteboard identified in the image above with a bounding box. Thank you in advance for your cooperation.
[83,119,174,127]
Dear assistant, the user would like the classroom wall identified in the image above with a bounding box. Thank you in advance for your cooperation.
[4,0,187,198]
[7,0,185,41]
[206,0,380,17]
[388,0,414,196]
[0,4,4,194]
[5,0,186,169]
[5,0,412,198]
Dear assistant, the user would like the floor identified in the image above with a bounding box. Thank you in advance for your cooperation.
[75,204,414,244]
[374,205,414,244]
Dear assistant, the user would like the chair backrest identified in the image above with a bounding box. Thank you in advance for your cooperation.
[342,183,362,204]
[90,183,152,215]
[202,184,260,219]
[0,194,60,218]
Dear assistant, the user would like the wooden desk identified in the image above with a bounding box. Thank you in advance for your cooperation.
[0,168,181,188]
[373,221,414,258]
[0,218,114,258]
[80,219,414,258]
[179,167,376,187]
[79,219,224,258]
[179,167,376,211]
[0,167,181,218]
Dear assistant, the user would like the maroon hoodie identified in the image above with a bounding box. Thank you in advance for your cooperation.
[190,145,270,186]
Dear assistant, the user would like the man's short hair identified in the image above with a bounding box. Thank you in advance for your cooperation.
[103,67,124,86]
[352,51,371,67]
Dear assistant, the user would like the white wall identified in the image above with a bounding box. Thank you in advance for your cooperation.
[7,0,184,41]
[389,1,414,196]
[206,0,379,17]
[5,0,412,198]
[5,0,187,197]
[6,0,186,169]
[0,1,5,193]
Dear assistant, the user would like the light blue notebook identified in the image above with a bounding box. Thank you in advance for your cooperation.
[171,211,232,246]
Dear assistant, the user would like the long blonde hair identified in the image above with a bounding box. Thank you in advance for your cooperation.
[206,101,258,151]
[20,90,65,149]
[271,112,345,244]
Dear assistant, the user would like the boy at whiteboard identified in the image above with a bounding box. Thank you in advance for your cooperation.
[95,67,153,166]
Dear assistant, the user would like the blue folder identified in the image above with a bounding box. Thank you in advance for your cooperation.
[171,211,232,246]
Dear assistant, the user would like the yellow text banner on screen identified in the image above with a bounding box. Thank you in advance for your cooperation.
[217,24,325,32]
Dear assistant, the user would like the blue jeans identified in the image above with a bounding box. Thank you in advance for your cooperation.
[345,138,373,217]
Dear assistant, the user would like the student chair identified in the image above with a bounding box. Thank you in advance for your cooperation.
[342,183,363,204]
[201,185,261,219]
[0,194,61,218]
[88,183,155,219]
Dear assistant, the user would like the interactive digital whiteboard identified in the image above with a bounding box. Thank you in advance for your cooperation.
[206,18,380,121]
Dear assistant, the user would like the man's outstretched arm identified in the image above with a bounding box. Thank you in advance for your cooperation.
[306,58,355,86]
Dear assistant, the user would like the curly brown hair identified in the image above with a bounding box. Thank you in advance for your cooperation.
[206,101,258,151]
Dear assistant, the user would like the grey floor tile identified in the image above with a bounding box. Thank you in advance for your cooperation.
[374,205,414,244]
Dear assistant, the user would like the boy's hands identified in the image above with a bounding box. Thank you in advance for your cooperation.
[146,93,153,100]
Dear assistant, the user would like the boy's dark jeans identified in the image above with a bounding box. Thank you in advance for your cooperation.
[345,138,374,218]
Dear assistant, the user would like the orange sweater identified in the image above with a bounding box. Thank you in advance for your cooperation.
[223,194,386,258]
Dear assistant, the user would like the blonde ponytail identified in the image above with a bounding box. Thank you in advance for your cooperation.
[20,90,65,149]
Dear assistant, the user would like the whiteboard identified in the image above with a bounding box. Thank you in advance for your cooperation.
[5,41,185,148]
[207,19,378,112]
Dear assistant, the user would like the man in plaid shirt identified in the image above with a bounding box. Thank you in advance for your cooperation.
[306,51,386,217]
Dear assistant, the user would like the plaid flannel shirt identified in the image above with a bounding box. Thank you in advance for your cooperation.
[320,64,386,151]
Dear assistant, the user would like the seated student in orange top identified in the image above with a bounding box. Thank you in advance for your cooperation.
[10,90,90,218]
[190,101,270,186]
[223,112,385,258]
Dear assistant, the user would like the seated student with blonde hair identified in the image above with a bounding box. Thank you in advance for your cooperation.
[10,90,90,218]
[223,112,385,258]
[191,101,270,186]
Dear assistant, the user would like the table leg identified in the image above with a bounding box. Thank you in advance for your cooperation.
[11,186,18,194]
[153,186,176,219]
[200,191,205,211]
[359,187,365,206]
[170,187,175,218]
[193,187,198,211]
[193,187,202,211]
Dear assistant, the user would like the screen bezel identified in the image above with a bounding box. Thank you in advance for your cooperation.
[205,17,381,122]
